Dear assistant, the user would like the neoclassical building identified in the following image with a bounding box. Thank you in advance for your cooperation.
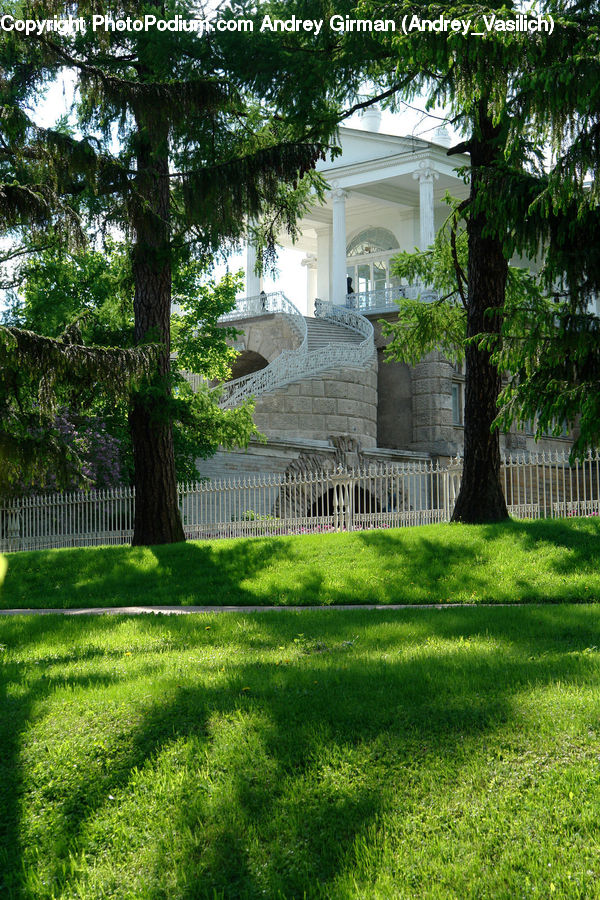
[198,112,571,482]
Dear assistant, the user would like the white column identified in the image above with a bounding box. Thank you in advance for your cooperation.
[316,226,331,304]
[245,232,262,297]
[302,253,318,315]
[331,187,348,306]
[413,163,439,250]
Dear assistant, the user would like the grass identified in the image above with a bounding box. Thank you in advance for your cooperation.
[2,517,600,609]
[2,606,600,898]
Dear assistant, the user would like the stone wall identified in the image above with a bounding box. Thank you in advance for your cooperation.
[197,436,432,486]
[224,313,302,362]
[376,350,413,449]
[409,352,456,455]
[367,310,575,458]
[251,360,378,448]
[370,312,456,455]
[197,438,337,483]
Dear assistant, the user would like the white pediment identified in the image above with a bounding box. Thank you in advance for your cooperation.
[318,126,429,172]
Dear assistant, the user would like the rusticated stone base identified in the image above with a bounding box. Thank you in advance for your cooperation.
[251,360,378,449]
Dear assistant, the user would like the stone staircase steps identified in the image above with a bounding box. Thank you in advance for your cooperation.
[215,300,375,409]
[304,316,364,351]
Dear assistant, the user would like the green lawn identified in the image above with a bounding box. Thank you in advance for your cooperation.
[2,607,600,898]
[2,517,600,609]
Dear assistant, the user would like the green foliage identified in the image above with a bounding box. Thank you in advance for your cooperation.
[0,323,157,494]
[170,262,262,477]
[383,213,467,365]
[6,238,134,343]
[171,380,260,478]
[172,263,241,382]
[391,197,468,298]
[1,242,260,490]
[482,294,600,458]
[236,509,277,522]
[1,240,134,493]
[382,214,542,371]
[383,297,466,367]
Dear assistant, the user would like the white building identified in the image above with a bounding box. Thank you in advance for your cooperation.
[261,114,466,312]
[198,116,570,482]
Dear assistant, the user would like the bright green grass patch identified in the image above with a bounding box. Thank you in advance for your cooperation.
[2,607,600,898]
[2,518,600,609]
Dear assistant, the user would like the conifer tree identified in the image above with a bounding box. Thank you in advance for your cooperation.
[2,0,345,544]
[356,1,600,519]
[0,61,160,493]
[345,0,560,522]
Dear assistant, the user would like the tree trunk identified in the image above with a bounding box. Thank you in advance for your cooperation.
[129,113,185,545]
[451,112,509,524]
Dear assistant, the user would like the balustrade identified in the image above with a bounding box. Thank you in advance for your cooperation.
[345,285,439,313]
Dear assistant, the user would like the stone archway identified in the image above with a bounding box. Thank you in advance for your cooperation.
[228,350,269,380]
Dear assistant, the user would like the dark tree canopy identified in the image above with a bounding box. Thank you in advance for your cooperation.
[345,0,600,519]
[0,0,358,542]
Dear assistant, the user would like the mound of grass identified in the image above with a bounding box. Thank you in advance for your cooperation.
[2,606,600,898]
[2,517,600,610]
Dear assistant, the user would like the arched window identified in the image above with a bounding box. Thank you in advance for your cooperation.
[346,227,399,257]
[345,228,401,299]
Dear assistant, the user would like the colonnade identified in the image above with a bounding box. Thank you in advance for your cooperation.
[245,160,440,308]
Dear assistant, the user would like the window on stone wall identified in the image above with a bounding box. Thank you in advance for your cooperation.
[520,415,569,438]
[452,382,464,426]
[451,361,465,426]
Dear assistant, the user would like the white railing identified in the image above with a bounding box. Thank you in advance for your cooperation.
[184,288,430,401]
[2,450,599,552]
[346,285,439,313]
[181,291,308,402]
[0,486,136,553]
[217,301,308,407]
[217,294,374,409]
[314,298,374,344]
[218,291,304,327]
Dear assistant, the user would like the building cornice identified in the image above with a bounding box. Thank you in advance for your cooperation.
[319,148,468,187]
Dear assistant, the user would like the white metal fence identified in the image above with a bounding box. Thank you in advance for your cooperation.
[1,450,599,553]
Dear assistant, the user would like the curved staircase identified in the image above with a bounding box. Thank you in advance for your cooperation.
[214,293,375,409]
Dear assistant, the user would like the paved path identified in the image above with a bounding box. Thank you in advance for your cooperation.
[0,603,521,616]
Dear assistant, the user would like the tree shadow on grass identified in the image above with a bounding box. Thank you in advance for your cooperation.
[0,614,141,899]
[480,517,600,575]
[0,538,294,609]
[4,518,600,612]
[4,607,600,898]
[351,530,485,603]
[355,519,600,604]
